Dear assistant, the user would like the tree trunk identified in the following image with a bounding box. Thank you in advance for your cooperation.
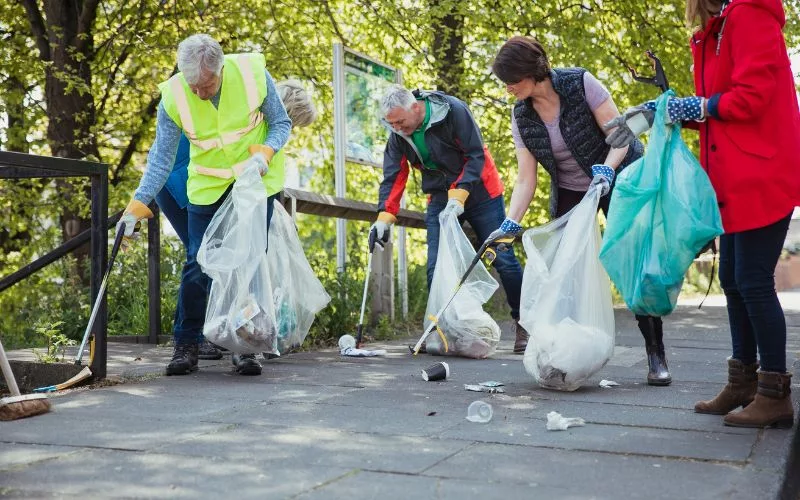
[42,0,100,282]
[430,0,466,98]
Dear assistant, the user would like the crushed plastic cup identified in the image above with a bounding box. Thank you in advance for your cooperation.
[338,334,356,351]
[466,400,493,423]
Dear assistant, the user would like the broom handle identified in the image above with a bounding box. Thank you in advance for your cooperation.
[0,338,21,397]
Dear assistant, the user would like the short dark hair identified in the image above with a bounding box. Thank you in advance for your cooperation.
[492,36,551,84]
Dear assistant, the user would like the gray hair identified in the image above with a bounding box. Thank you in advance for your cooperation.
[277,79,317,128]
[177,34,224,85]
[380,84,416,117]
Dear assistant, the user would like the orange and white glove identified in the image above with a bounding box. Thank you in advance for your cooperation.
[248,144,275,176]
[439,188,469,220]
[369,212,396,252]
[116,199,154,248]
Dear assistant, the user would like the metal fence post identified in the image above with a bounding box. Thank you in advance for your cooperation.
[148,202,161,344]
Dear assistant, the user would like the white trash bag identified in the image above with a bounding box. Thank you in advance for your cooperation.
[197,161,278,355]
[425,210,501,359]
[520,186,615,391]
[267,203,331,352]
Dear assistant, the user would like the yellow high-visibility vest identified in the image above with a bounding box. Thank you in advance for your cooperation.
[159,53,285,205]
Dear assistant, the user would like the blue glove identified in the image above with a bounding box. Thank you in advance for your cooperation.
[590,164,614,196]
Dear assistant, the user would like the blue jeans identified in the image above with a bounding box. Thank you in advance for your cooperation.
[718,213,792,373]
[173,188,278,344]
[425,195,523,320]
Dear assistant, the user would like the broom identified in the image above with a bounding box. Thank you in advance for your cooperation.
[0,337,50,421]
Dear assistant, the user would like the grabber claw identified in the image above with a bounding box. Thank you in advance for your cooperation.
[626,50,669,93]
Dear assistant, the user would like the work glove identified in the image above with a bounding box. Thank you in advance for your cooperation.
[589,164,615,197]
[248,144,274,176]
[604,97,706,149]
[482,218,523,264]
[116,199,154,249]
[439,188,469,220]
[369,212,395,253]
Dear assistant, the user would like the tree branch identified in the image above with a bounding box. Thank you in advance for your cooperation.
[19,0,50,61]
[111,93,160,185]
[76,0,101,53]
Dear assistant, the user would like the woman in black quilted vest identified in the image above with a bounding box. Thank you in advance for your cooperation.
[483,36,671,386]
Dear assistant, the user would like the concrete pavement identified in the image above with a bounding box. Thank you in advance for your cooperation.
[1,294,799,499]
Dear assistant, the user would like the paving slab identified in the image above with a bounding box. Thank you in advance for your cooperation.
[1,296,798,499]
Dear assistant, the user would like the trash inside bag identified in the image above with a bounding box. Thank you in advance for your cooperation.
[520,186,615,391]
[267,203,331,352]
[425,210,501,358]
[197,161,278,354]
[600,91,723,316]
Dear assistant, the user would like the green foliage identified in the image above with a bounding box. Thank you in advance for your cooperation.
[32,320,74,364]
[2,0,799,349]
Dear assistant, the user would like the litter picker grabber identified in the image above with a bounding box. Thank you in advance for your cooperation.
[355,248,375,348]
[33,221,130,393]
[627,49,669,93]
[355,226,389,348]
[409,238,512,355]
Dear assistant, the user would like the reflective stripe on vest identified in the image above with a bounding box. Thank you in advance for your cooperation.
[171,54,264,152]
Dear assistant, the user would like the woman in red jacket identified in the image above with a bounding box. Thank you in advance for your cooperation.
[606,0,800,428]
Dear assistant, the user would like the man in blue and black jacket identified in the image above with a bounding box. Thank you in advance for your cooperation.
[368,84,528,354]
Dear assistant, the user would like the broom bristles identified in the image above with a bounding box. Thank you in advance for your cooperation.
[0,396,51,421]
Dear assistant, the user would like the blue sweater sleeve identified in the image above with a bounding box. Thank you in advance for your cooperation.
[134,101,181,206]
[262,69,292,152]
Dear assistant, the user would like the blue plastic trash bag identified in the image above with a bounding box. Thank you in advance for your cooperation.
[599,91,724,316]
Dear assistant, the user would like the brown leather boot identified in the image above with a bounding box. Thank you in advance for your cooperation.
[694,358,758,415]
[723,371,794,428]
[513,321,529,354]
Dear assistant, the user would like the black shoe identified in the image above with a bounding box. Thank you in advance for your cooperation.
[232,353,262,375]
[198,340,223,360]
[263,352,281,360]
[165,343,199,376]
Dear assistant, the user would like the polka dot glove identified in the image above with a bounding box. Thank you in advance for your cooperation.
[665,96,705,123]
[590,164,615,196]
[499,218,523,236]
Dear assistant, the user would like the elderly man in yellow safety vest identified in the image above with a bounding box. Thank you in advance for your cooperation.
[118,34,292,377]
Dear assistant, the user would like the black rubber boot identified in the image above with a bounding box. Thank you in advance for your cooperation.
[232,353,262,375]
[636,315,672,386]
[165,343,199,376]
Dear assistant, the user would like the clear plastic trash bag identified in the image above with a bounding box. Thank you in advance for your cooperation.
[425,210,501,359]
[520,186,615,391]
[600,91,723,316]
[267,203,331,353]
[197,161,278,354]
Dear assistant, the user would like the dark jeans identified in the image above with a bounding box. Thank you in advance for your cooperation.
[173,187,277,344]
[718,213,792,373]
[556,187,663,343]
[425,195,523,320]
[155,186,190,247]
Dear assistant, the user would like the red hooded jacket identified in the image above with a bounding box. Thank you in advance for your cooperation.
[688,0,800,233]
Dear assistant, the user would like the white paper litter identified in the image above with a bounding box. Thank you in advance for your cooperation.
[340,346,387,357]
[599,379,620,388]
[545,411,586,431]
[464,384,506,394]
